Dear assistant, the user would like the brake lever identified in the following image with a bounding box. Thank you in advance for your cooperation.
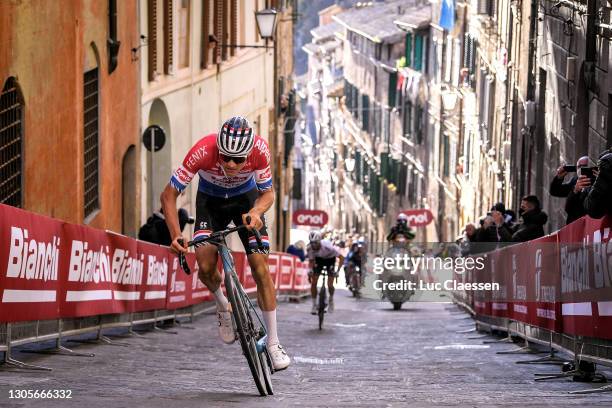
[245,215,264,250]
[177,238,191,275]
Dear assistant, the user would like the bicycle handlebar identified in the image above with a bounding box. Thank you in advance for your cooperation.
[177,215,264,275]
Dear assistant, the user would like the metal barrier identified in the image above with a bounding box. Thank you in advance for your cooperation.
[0,303,214,371]
[453,297,612,393]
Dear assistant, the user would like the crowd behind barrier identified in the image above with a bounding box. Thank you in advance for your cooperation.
[453,214,612,369]
[0,204,310,367]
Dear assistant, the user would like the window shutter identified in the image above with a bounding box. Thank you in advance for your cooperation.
[163,0,173,74]
[477,0,488,14]
[148,0,158,80]
[221,0,229,60]
[213,0,222,63]
[362,94,370,131]
[230,0,238,57]
[414,35,423,71]
[201,0,210,68]
[405,33,412,67]
[388,72,397,108]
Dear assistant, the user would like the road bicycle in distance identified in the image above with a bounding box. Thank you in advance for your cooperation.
[315,267,333,330]
[178,219,274,396]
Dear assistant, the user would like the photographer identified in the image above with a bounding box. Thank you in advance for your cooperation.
[511,195,548,242]
[584,150,612,218]
[476,203,512,247]
[551,156,590,224]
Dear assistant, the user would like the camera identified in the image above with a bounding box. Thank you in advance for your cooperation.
[579,167,597,183]
[563,165,577,172]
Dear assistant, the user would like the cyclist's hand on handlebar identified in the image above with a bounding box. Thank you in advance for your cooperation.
[171,236,188,254]
[242,211,263,231]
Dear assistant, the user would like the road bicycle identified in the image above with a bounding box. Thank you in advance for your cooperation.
[314,267,335,330]
[177,219,274,396]
[347,262,362,298]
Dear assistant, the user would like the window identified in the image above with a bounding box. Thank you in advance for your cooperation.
[178,0,190,68]
[477,0,497,18]
[0,77,24,208]
[83,68,100,219]
[462,33,477,88]
[108,0,120,74]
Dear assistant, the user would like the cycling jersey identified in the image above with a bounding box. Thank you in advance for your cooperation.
[307,240,340,261]
[170,134,272,198]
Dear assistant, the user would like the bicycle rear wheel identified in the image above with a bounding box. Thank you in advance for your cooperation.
[318,283,326,330]
[225,272,267,396]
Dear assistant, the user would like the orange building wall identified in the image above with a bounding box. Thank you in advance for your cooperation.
[0,0,140,232]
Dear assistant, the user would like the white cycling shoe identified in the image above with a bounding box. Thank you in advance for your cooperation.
[311,304,318,315]
[328,298,334,313]
[217,305,235,344]
[267,342,290,371]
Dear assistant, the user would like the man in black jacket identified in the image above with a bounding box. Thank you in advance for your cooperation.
[138,208,194,246]
[512,196,548,242]
[550,156,590,224]
[584,151,612,219]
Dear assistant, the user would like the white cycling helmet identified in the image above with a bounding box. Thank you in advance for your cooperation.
[397,213,409,222]
[309,230,322,242]
[217,116,255,157]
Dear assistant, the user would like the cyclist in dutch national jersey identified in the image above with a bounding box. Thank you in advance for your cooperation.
[307,231,344,314]
[161,116,290,371]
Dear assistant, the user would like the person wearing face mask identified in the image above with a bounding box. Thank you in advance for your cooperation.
[511,195,548,242]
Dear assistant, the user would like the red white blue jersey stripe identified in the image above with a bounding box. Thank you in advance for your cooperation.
[249,235,270,248]
[170,134,272,198]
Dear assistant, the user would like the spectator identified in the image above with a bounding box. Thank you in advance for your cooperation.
[459,223,479,256]
[550,156,590,224]
[584,150,612,218]
[138,208,194,246]
[476,203,513,244]
[550,156,588,197]
[286,240,306,262]
[511,195,548,242]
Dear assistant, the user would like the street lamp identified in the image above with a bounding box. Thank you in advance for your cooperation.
[219,8,278,49]
[255,9,278,40]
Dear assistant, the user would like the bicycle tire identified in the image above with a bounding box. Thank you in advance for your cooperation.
[224,271,267,396]
[318,283,326,330]
[259,349,274,395]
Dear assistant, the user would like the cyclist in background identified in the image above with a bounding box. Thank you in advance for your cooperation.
[307,231,344,314]
[160,116,290,371]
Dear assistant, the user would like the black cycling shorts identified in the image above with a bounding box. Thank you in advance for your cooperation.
[313,256,337,276]
[194,189,269,255]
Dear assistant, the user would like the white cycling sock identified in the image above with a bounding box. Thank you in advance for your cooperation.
[263,310,280,345]
[213,288,229,311]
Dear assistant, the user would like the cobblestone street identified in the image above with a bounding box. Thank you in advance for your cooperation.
[2,290,612,407]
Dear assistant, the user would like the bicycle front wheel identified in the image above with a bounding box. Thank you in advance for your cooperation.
[224,272,267,396]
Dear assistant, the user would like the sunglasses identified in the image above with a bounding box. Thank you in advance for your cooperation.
[220,154,247,164]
